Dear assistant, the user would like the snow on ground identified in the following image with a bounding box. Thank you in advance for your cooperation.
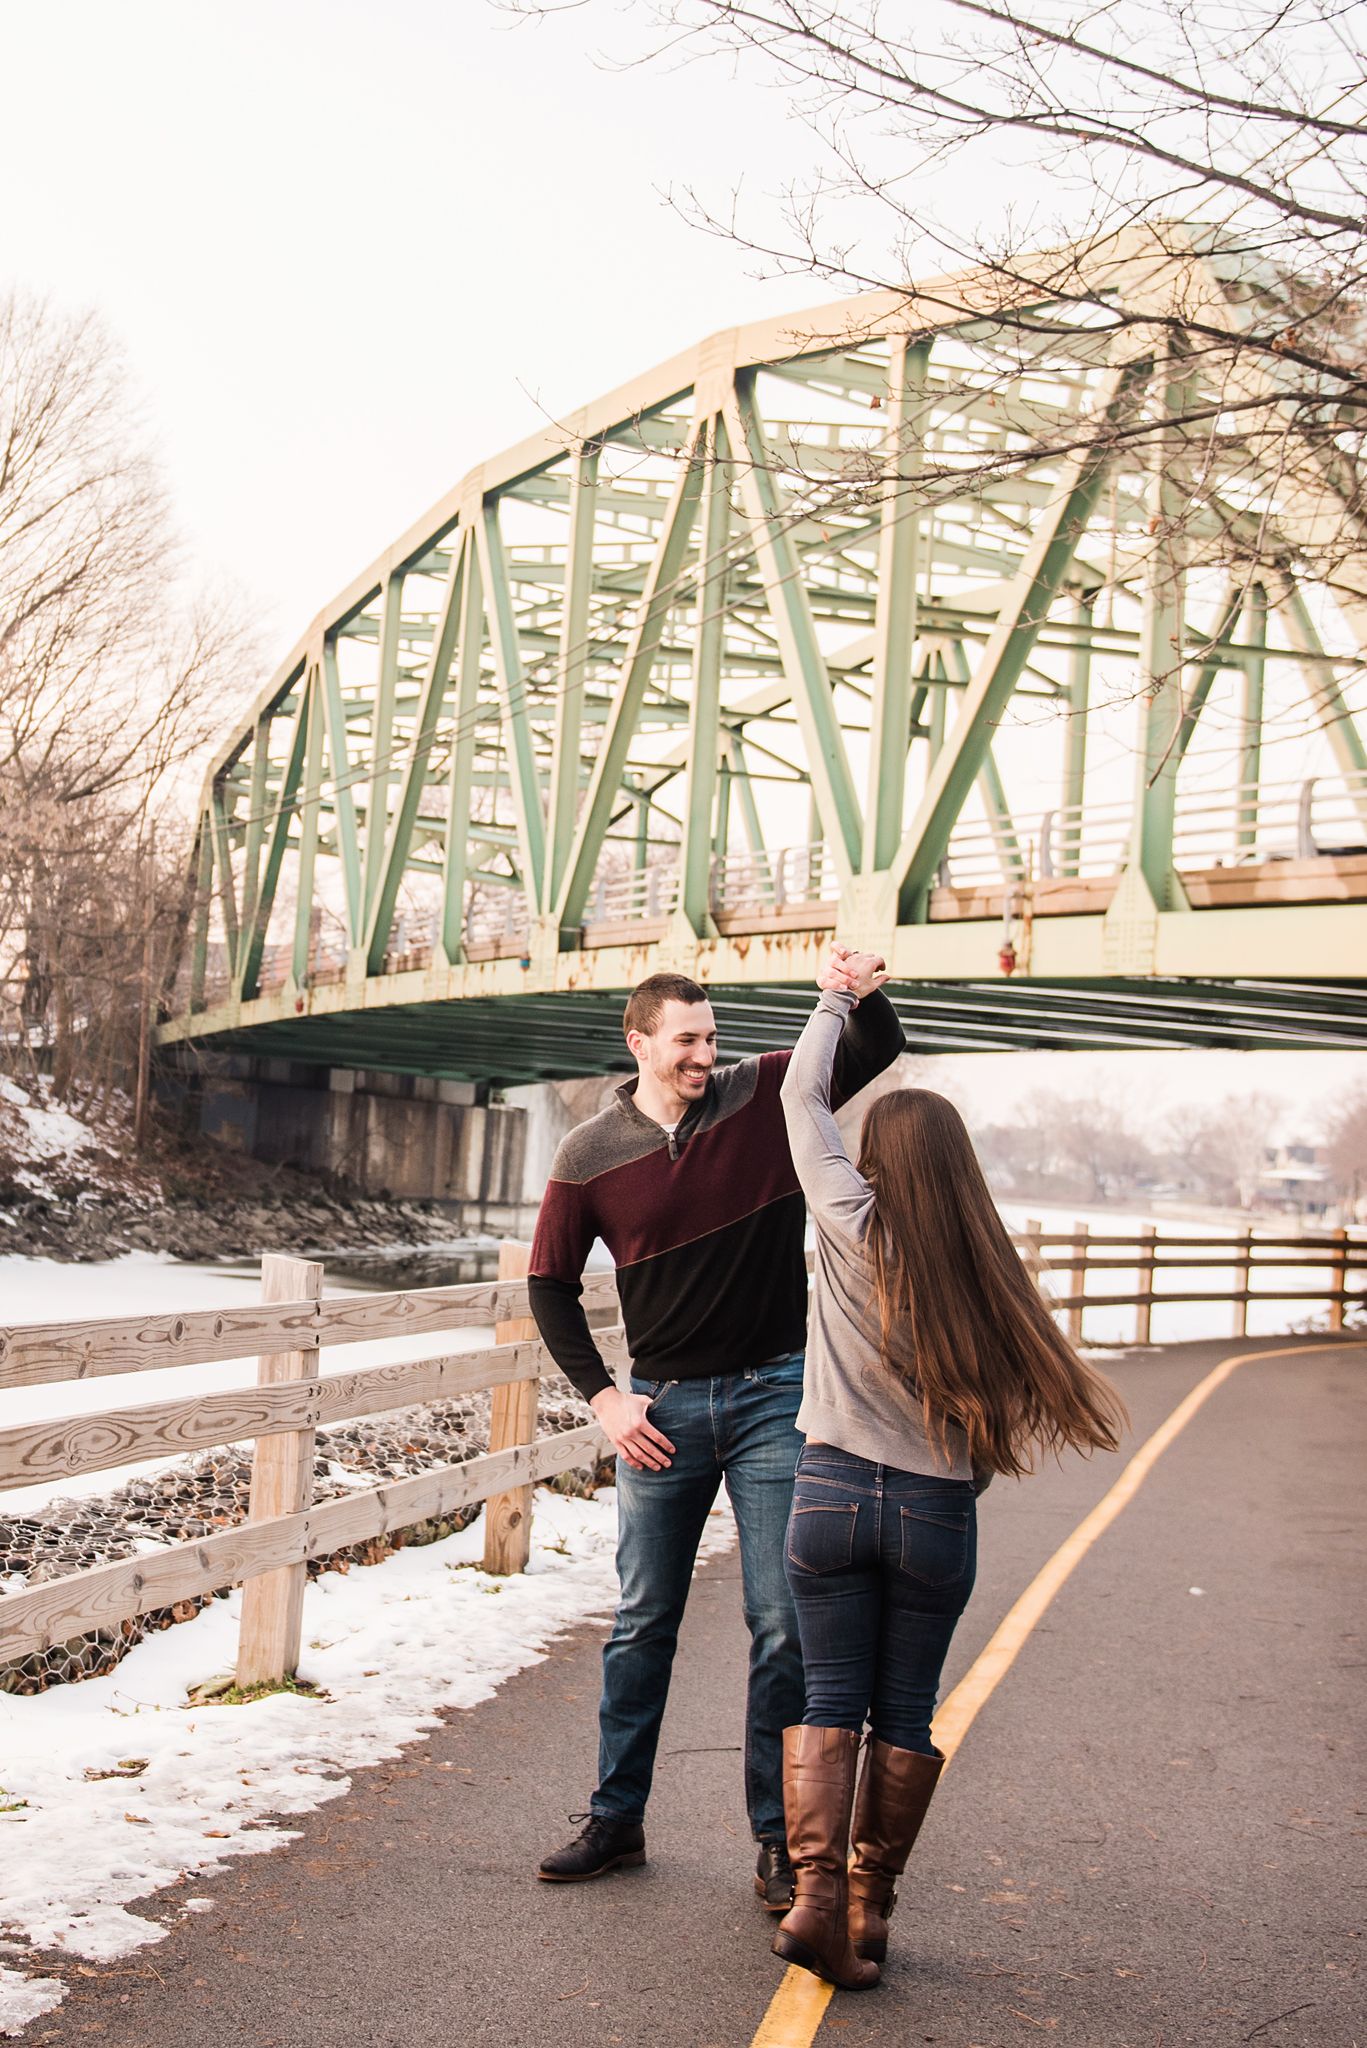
[0,1974,62,2039]
[0,1081,93,1203]
[0,1485,737,2035]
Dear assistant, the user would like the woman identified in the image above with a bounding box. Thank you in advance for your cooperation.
[772,949,1126,1991]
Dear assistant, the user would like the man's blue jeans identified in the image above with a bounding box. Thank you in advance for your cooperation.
[591,1356,806,1842]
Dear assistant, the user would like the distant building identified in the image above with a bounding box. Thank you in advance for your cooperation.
[1258,1143,1332,1215]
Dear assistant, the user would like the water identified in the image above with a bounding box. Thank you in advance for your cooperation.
[211,1241,505,1292]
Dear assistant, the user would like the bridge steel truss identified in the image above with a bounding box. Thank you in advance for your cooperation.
[161,224,1367,1080]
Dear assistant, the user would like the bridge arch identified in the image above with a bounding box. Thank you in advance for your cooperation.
[161,224,1367,1080]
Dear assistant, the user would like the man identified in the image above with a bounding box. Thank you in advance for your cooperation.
[528,962,904,1907]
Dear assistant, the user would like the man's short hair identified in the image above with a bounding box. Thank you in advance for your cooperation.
[623,972,710,1041]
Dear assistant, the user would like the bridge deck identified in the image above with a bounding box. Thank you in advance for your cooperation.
[159,847,1367,1079]
[40,1336,1363,2048]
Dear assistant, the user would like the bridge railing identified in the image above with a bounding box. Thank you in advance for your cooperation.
[0,1245,615,1690]
[1012,1220,1367,1344]
[945,769,1367,889]
[183,770,1367,1002]
[709,841,841,920]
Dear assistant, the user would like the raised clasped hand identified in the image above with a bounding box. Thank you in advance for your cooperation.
[816,942,890,1003]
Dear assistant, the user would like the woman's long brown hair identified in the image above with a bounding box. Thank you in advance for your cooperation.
[857,1089,1127,1476]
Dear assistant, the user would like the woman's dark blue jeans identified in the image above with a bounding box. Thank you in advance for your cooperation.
[784,1442,977,1756]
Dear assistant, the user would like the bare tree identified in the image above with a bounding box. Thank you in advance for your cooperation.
[1316,1077,1367,1204]
[0,290,260,1121]
[1160,1088,1283,1205]
[973,1079,1160,1200]
[508,0,1366,648]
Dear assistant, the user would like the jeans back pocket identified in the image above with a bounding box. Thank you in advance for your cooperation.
[898,1502,970,1587]
[787,1501,858,1576]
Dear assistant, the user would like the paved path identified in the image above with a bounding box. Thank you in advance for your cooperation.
[27,1338,1364,2048]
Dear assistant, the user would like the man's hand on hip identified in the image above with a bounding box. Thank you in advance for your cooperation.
[590,1386,676,1472]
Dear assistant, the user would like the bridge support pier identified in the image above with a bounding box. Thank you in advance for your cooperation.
[179,1056,543,1231]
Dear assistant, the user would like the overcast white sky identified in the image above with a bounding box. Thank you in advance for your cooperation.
[3,0,1363,1133]
[1,1,820,643]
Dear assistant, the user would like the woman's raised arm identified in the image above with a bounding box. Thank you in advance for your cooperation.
[781,989,880,1244]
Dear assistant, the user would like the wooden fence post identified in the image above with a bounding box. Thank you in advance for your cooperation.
[1234,1228,1253,1337]
[237,1254,324,1690]
[1066,1222,1089,1343]
[1329,1226,1348,1331]
[1023,1218,1044,1294]
[484,1240,538,1575]
[1135,1224,1156,1345]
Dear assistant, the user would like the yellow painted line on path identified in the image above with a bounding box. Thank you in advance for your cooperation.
[929,1342,1339,1760]
[750,1964,834,2045]
[747,1342,1346,2048]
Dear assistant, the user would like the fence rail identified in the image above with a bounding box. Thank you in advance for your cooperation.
[3,1221,1361,1682]
[1012,1221,1367,1343]
[0,1250,616,1676]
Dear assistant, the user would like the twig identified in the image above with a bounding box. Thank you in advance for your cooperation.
[557,1975,590,2002]
[1244,2005,1316,2042]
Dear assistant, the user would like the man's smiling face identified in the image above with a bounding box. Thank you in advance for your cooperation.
[626,998,717,1118]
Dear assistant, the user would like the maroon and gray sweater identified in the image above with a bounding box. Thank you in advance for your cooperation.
[527,992,905,1402]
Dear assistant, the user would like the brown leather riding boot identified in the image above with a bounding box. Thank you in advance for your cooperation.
[771,1726,880,1991]
[846,1738,945,1964]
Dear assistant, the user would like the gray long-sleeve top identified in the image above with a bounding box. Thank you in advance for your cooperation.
[780,989,972,1480]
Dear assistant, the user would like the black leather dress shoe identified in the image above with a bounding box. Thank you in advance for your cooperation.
[754,1837,795,1911]
[538,1813,647,1882]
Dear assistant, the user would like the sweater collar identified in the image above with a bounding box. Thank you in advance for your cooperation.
[614,1073,709,1141]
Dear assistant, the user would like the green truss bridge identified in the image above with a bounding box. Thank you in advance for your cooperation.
[160,224,1367,1082]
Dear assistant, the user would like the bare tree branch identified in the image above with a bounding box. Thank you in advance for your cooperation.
[0,290,263,1116]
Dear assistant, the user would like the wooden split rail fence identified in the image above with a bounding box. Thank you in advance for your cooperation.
[1012,1220,1367,1343]
[0,1243,615,1686]
[3,1220,1359,1691]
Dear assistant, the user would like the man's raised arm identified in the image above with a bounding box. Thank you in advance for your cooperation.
[828,982,906,1106]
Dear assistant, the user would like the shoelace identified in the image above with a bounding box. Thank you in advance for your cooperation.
[566,1811,615,1836]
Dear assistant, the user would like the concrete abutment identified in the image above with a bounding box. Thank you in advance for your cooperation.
[163,1054,584,1234]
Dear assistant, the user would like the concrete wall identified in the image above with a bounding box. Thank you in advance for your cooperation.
[189,1059,539,1233]
[502,1082,578,1203]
